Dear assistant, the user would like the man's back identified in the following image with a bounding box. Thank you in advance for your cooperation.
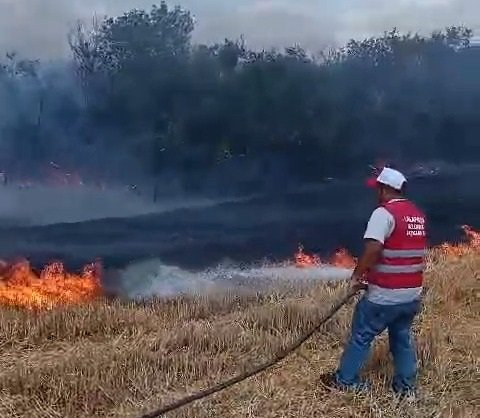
[365,199,427,305]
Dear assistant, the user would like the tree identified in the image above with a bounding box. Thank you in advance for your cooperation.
[1,7,478,193]
[94,2,194,73]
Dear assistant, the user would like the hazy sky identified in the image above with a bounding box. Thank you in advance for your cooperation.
[0,0,478,58]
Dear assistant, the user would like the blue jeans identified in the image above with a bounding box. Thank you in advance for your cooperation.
[336,296,421,393]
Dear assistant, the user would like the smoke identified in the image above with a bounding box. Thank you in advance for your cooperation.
[342,0,480,40]
[0,186,157,226]
[0,185,252,226]
[0,1,478,241]
[103,258,352,299]
[1,1,478,59]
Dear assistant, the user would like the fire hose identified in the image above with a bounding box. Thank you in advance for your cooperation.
[138,288,358,418]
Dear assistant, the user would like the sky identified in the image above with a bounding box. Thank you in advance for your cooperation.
[0,0,478,59]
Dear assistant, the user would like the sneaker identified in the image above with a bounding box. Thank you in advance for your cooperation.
[318,372,370,393]
[392,381,417,401]
[393,389,417,402]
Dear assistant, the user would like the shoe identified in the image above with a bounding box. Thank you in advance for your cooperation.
[318,372,370,393]
[393,389,417,402]
[392,381,417,401]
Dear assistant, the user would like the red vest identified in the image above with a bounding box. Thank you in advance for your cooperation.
[369,200,427,289]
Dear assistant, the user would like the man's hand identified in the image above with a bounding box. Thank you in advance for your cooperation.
[349,273,368,291]
[348,239,383,292]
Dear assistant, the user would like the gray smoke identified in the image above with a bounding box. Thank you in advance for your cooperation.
[1,1,478,58]
[104,257,352,299]
[0,185,252,226]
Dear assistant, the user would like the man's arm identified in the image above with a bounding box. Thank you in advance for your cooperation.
[350,207,394,290]
[350,239,383,289]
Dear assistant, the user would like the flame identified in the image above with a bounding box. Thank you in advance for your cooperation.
[437,225,480,259]
[7,163,106,190]
[0,225,477,310]
[294,225,479,269]
[462,225,480,248]
[294,245,356,269]
[330,248,357,269]
[294,245,322,267]
[0,259,102,310]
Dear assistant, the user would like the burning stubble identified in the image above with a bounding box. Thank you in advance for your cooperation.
[0,227,478,310]
[0,242,478,418]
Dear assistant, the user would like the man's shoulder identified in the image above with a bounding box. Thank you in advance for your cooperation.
[383,199,426,218]
[370,206,395,222]
[364,207,395,243]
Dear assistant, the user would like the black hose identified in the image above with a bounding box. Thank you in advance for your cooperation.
[138,289,358,418]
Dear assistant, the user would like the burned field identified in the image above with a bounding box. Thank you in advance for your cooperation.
[0,179,478,417]
[0,236,478,418]
[0,172,479,272]
[0,2,479,415]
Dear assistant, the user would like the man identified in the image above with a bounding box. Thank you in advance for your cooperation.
[326,167,427,396]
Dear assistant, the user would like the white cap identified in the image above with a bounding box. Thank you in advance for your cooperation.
[376,167,407,191]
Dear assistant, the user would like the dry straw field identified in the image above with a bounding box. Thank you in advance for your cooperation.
[0,248,478,418]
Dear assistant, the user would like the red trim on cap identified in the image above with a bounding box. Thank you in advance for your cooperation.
[366,176,378,188]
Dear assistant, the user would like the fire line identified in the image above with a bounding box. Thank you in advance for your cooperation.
[0,226,478,311]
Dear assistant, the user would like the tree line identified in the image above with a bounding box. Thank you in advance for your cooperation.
[1,2,479,194]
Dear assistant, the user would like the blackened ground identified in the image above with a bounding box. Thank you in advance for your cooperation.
[0,174,478,272]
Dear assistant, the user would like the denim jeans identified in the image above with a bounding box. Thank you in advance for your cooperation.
[335,296,421,393]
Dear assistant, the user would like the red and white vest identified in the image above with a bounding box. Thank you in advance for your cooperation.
[369,200,427,289]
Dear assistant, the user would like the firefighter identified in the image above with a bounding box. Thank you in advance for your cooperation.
[322,167,427,397]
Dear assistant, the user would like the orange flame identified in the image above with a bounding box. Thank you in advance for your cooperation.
[437,225,480,259]
[294,225,479,269]
[1,225,477,310]
[294,245,356,269]
[294,245,322,268]
[462,225,480,248]
[0,259,102,310]
[330,248,357,269]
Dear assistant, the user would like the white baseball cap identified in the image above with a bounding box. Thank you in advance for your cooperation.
[374,167,407,190]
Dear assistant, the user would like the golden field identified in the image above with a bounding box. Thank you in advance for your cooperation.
[0,250,478,418]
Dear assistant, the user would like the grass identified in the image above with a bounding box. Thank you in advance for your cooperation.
[0,253,478,418]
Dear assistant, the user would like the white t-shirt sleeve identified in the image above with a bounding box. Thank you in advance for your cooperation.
[363,207,395,244]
